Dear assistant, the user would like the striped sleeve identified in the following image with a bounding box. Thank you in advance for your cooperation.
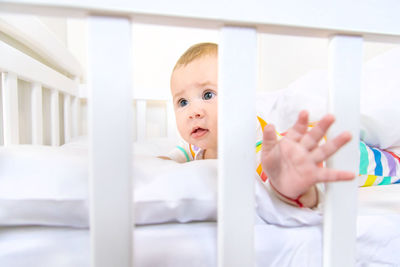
[167,141,194,163]
[358,141,400,187]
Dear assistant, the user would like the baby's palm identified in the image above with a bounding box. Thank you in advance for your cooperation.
[261,111,354,199]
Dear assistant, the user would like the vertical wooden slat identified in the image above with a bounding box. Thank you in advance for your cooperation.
[31,82,43,145]
[88,16,133,267]
[136,99,146,142]
[1,72,19,145]
[50,89,60,146]
[323,35,362,267]
[166,101,175,139]
[71,96,80,138]
[218,26,256,267]
[64,94,71,143]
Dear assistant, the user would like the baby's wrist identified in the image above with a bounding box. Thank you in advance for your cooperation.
[268,181,319,208]
[268,181,304,207]
[298,186,319,208]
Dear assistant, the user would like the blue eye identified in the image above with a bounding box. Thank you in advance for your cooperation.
[203,91,215,100]
[178,99,188,107]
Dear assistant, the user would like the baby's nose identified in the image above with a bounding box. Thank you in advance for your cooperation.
[189,106,205,119]
[189,111,204,119]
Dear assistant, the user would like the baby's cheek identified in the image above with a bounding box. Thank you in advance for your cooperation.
[176,123,189,139]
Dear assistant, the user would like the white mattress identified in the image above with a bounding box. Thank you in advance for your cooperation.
[1,143,400,266]
[358,184,400,215]
[1,214,400,267]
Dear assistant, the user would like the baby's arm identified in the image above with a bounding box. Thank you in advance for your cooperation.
[158,156,172,160]
[158,143,193,163]
[261,110,355,208]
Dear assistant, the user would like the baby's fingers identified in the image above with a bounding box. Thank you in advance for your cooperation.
[285,110,309,142]
[262,124,278,152]
[300,114,335,151]
[311,131,352,163]
[316,168,355,183]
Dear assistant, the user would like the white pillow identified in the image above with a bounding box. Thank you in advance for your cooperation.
[133,155,217,224]
[62,136,178,158]
[256,47,400,151]
[0,145,217,227]
[361,47,400,150]
[256,70,328,133]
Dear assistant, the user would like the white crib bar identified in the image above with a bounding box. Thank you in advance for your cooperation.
[31,82,43,145]
[71,96,79,138]
[88,16,133,267]
[323,35,362,267]
[136,99,146,142]
[218,26,256,267]
[63,94,71,143]
[50,89,60,146]
[1,72,19,145]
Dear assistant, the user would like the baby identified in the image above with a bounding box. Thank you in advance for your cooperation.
[164,42,357,208]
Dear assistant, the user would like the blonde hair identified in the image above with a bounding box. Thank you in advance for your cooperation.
[173,42,218,71]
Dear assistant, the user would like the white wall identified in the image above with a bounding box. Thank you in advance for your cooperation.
[131,23,219,98]
[258,34,397,91]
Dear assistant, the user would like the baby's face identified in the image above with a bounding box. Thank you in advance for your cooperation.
[170,55,218,158]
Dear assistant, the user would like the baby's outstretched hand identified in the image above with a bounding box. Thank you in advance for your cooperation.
[261,110,355,208]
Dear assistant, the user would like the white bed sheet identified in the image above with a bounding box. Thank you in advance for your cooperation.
[358,184,400,215]
[1,213,400,267]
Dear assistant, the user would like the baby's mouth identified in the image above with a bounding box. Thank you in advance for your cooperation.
[191,127,209,138]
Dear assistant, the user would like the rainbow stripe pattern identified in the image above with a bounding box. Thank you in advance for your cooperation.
[358,141,400,187]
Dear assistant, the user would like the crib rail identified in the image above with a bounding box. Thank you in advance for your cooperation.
[0,14,82,78]
[1,0,400,41]
[0,15,82,145]
[1,1,400,267]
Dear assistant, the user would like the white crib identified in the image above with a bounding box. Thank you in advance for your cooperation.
[1,1,400,267]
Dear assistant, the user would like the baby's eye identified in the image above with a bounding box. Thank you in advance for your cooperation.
[178,99,188,107]
[203,91,215,100]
